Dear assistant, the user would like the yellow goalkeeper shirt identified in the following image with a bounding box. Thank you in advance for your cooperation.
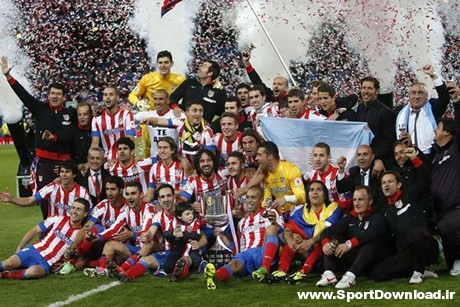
[263,160,306,213]
[129,71,185,110]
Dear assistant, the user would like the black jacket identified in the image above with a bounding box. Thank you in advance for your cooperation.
[336,166,385,212]
[431,102,460,215]
[169,78,226,124]
[321,209,386,249]
[9,77,76,158]
[356,99,396,164]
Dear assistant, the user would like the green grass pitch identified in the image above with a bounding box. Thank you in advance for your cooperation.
[0,144,459,306]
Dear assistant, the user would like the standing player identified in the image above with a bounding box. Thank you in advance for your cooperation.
[0,160,90,217]
[0,198,89,279]
[91,86,136,160]
[204,186,283,288]
[129,50,185,111]
[133,89,185,158]
[145,137,190,202]
[142,100,216,164]
[213,112,243,166]
[304,143,351,210]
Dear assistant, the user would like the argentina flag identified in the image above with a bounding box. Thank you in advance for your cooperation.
[260,117,374,174]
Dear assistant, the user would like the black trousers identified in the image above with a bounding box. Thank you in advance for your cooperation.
[372,228,439,281]
[162,244,202,274]
[437,208,460,269]
[324,242,380,276]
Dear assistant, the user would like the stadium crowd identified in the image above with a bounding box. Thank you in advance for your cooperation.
[0,0,459,291]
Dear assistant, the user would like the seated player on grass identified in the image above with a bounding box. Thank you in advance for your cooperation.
[107,183,177,281]
[0,198,90,280]
[268,180,342,285]
[160,201,207,282]
[204,185,284,289]
[83,181,156,277]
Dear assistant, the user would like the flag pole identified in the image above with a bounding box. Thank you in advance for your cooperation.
[245,0,297,86]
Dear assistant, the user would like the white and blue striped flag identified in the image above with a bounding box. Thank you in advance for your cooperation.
[260,118,374,174]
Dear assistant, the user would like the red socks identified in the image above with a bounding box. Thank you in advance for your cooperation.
[302,244,323,273]
[278,244,296,273]
[1,270,26,280]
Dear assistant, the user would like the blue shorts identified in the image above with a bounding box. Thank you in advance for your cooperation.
[232,239,279,276]
[150,250,170,266]
[15,246,51,276]
[125,243,141,255]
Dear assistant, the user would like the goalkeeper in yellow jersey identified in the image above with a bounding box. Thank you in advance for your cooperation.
[255,141,306,214]
[129,50,185,157]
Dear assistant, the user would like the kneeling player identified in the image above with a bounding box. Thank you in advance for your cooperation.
[0,198,89,280]
[204,186,284,289]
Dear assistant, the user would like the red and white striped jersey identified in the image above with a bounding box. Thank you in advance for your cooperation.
[297,109,326,120]
[168,215,206,234]
[304,165,349,208]
[89,199,128,230]
[34,182,91,218]
[243,152,258,169]
[227,175,250,211]
[134,110,185,157]
[248,103,280,129]
[34,216,82,266]
[180,168,229,201]
[151,209,175,250]
[149,160,186,191]
[168,117,215,163]
[237,208,273,252]
[106,158,153,193]
[99,202,156,247]
[213,132,243,165]
[91,109,136,160]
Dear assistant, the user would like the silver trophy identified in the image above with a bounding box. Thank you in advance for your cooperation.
[202,194,229,228]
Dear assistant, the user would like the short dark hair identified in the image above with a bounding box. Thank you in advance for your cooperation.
[73,197,91,212]
[287,88,305,101]
[380,170,402,184]
[306,180,332,212]
[220,112,238,124]
[226,96,242,109]
[59,160,78,175]
[228,151,245,165]
[194,149,219,176]
[205,59,221,80]
[157,136,179,161]
[156,183,175,199]
[354,185,373,201]
[259,141,280,161]
[311,80,328,88]
[185,100,204,111]
[116,137,135,150]
[175,201,194,219]
[249,84,266,97]
[314,142,331,156]
[241,129,262,144]
[104,176,125,190]
[125,181,143,192]
[105,85,120,96]
[157,50,173,62]
[49,83,65,95]
[317,83,336,97]
[361,76,380,91]
[440,118,457,136]
[236,83,250,93]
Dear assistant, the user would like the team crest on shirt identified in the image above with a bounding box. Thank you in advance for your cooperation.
[187,224,194,232]
[175,170,182,176]
[364,221,369,230]
[118,118,123,124]
[294,178,303,186]
[63,114,69,121]
[208,90,215,98]
[280,177,285,183]
[395,200,403,209]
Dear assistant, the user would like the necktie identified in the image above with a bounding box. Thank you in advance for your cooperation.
[94,172,100,196]
[413,110,420,147]
[360,170,366,186]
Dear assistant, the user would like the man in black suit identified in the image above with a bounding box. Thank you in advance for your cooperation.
[355,77,396,166]
[77,147,108,205]
[336,145,385,212]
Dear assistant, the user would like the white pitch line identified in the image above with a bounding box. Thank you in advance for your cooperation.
[47,281,122,307]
